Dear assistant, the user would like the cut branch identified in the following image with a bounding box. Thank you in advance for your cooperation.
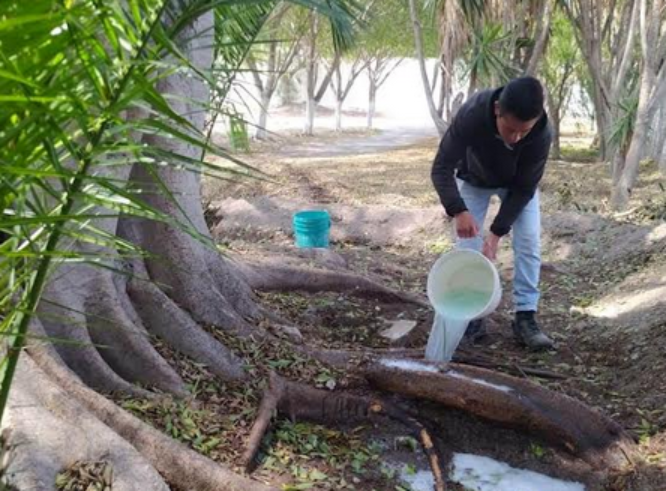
[243,372,446,490]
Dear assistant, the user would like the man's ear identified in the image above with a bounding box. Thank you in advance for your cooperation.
[494,101,500,117]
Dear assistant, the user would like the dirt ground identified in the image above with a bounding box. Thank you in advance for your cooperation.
[128,130,666,491]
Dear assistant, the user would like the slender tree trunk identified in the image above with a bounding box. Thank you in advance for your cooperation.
[649,101,666,170]
[612,0,663,209]
[549,99,562,160]
[562,1,613,161]
[303,13,318,135]
[430,59,440,94]
[335,97,343,131]
[467,66,478,100]
[407,0,447,135]
[367,80,376,129]
[436,56,448,119]
[256,91,272,140]
[613,69,651,209]
[304,88,316,135]
[591,81,611,159]
[315,51,340,104]
[524,0,553,76]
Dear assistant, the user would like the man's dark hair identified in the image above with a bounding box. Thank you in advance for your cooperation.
[498,76,545,121]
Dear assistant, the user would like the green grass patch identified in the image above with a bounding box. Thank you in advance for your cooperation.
[558,144,600,163]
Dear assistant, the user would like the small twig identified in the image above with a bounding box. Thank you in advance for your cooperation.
[376,403,446,491]
[619,442,636,467]
[514,364,528,378]
[454,353,568,380]
[517,366,569,381]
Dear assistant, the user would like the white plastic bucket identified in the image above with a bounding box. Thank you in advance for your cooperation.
[427,249,501,321]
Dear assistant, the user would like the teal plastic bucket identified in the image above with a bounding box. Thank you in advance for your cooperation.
[293,210,330,248]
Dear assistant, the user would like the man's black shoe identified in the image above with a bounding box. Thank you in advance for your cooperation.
[512,311,554,350]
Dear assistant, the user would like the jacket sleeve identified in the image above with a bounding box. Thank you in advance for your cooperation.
[490,130,551,236]
[431,115,470,217]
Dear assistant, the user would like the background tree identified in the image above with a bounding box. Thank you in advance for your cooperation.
[356,0,415,129]
[562,0,639,160]
[540,8,581,159]
[408,0,449,135]
[328,55,370,130]
[611,0,666,209]
[246,4,306,140]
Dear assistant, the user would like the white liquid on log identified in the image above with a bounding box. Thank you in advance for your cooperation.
[426,289,490,362]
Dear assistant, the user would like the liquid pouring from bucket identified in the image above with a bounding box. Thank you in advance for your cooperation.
[425,249,501,362]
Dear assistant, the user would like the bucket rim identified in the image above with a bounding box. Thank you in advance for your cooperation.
[293,209,330,219]
[426,248,500,319]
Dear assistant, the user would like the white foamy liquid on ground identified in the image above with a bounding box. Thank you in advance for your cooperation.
[380,358,439,372]
[447,370,513,393]
[399,454,586,491]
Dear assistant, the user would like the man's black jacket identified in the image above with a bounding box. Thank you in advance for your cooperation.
[431,87,552,236]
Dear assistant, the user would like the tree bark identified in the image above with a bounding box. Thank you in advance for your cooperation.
[550,104,561,159]
[562,0,616,160]
[303,13,318,135]
[407,0,447,136]
[367,80,376,129]
[314,50,340,103]
[612,0,664,209]
[612,65,651,209]
[256,90,272,140]
[524,0,553,76]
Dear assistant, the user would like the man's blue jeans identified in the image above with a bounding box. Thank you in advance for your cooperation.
[455,179,541,312]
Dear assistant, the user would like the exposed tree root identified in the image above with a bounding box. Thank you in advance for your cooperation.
[239,260,428,306]
[24,341,278,491]
[85,275,188,396]
[366,359,635,469]
[243,372,446,491]
[38,287,153,398]
[3,356,169,491]
[119,217,259,339]
[126,251,247,382]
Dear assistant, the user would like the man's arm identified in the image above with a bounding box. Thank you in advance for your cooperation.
[490,132,551,237]
[431,119,469,217]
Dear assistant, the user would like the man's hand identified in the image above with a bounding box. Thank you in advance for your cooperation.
[482,232,501,261]
[454,211,479,238]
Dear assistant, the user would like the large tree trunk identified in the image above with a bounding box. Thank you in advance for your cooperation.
[1,10,276,488]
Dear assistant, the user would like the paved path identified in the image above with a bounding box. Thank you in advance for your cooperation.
[273,125,440,158]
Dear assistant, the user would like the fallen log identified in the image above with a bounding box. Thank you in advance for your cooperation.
[366,358,635,469]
